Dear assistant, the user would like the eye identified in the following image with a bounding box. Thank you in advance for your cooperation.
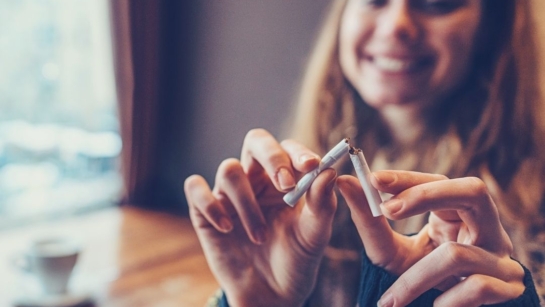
[413,0,465,14]
[362,0,387,8]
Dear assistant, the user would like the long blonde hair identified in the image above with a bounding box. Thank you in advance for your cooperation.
[290,0,545,264]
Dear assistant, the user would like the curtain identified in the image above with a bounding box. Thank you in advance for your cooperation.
[109,0,198,215]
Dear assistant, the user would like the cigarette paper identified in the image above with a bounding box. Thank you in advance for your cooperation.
[283,138,350,207]
[349,147,383,217]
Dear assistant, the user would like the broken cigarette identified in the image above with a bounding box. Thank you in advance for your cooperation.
[349,147,383,217]
[283,138,350,207]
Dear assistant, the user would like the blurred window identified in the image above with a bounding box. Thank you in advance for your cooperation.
[0,0,121,228]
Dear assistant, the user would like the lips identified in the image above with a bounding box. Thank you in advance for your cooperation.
[368,55,433,73]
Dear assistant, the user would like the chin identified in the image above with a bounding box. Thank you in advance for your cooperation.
[360,89,426,108]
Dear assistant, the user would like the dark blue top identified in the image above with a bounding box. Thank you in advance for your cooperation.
[219,252,541,306]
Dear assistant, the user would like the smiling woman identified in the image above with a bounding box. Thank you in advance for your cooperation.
[185,0,545,306]
[339,0,482,108]
[0,0,121,227]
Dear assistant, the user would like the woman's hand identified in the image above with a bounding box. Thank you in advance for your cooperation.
[184,129,338,307]
[337,171,526,307]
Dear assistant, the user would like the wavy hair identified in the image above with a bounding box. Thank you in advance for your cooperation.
[288,0,545,291]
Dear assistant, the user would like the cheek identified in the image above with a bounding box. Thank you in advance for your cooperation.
[430,17,481,89]
[339,13,373,86]
[339,16,360,78]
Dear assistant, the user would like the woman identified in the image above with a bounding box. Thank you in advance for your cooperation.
[185,0,545,306]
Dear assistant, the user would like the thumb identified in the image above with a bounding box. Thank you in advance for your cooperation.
[336,175,396,264]
[296,169,338,254]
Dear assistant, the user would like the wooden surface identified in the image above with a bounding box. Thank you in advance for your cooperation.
[0,206,218,307]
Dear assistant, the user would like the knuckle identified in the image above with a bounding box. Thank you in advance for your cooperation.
[463,177,492,213]
[184,175,200,195]
[184,174,203,193]
[188,205,202,225]
[465,176,489,197]
[245,128,270,141]
[394,277,412,300]
[466,275,492,297]
[192,188,215,206]
[398,277,411,293]
[504,258,524,281]
[201,201,221,218]
[188,205,199,226]
[413,184,433,202]
[440,242,470,266]
[279,138,293,147]
[217,158,244,182]
[242,129,269,157]
[189,205,212,229]
[184,175,206,206]
[268,150,289,167]
[279,139,301,152]
[432,173,449,181]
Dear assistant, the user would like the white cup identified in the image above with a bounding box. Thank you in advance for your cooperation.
[14,237,81,295]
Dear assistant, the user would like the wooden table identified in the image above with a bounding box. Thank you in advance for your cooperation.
[0,206,219,307]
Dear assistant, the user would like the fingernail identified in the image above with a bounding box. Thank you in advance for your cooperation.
[382,199,403,215]
[299,154,318,164]
[277,167,295,190]
[253,226,267,244]
[377,292,394,307]
[374,172,397,186]
[218,217,233,233]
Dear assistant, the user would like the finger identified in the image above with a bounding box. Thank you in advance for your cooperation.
[427,213,463,244]
[214,158,268,244]
[380,177,511,253]
[336,175,397,266]
[184,175,233,233]
[434,274,525,307]
[371,170,448,194]
[296,169,338,255]
[240,129,296,192]
[280,139,321,173]
[373,171,459,223]
[378,242,524,307]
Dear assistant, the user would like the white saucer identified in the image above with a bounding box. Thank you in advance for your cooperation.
[13,292,93,307]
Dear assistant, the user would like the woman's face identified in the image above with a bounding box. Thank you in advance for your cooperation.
[339,0,482,109]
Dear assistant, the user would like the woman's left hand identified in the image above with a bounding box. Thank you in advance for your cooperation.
[337,170,526,307]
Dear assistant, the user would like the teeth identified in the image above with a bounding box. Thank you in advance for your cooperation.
[373,56,415,72]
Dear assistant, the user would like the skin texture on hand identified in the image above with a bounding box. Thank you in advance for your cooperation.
[337,170,526,307]
[184,129,339,307]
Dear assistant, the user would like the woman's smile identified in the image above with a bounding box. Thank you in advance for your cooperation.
[363,53,434,74]
[340,0,482,108]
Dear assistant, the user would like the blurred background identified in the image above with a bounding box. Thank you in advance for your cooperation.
[0,0,332,306]
[0,0,330,225]
[109,0,332,216]
[0,0,119,228]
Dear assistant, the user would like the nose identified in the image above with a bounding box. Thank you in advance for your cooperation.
[376,2,421,44]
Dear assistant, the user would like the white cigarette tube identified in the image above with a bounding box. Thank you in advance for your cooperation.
[349,148,383,217]
[283,138,350,207]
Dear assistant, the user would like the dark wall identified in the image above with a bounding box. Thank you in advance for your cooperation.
[157,0,331,212]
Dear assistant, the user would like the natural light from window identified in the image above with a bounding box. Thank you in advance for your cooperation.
[0,0,121,228]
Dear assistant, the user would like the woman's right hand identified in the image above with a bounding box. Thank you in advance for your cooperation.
[184,129,338,307]
[337,171,526,307]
